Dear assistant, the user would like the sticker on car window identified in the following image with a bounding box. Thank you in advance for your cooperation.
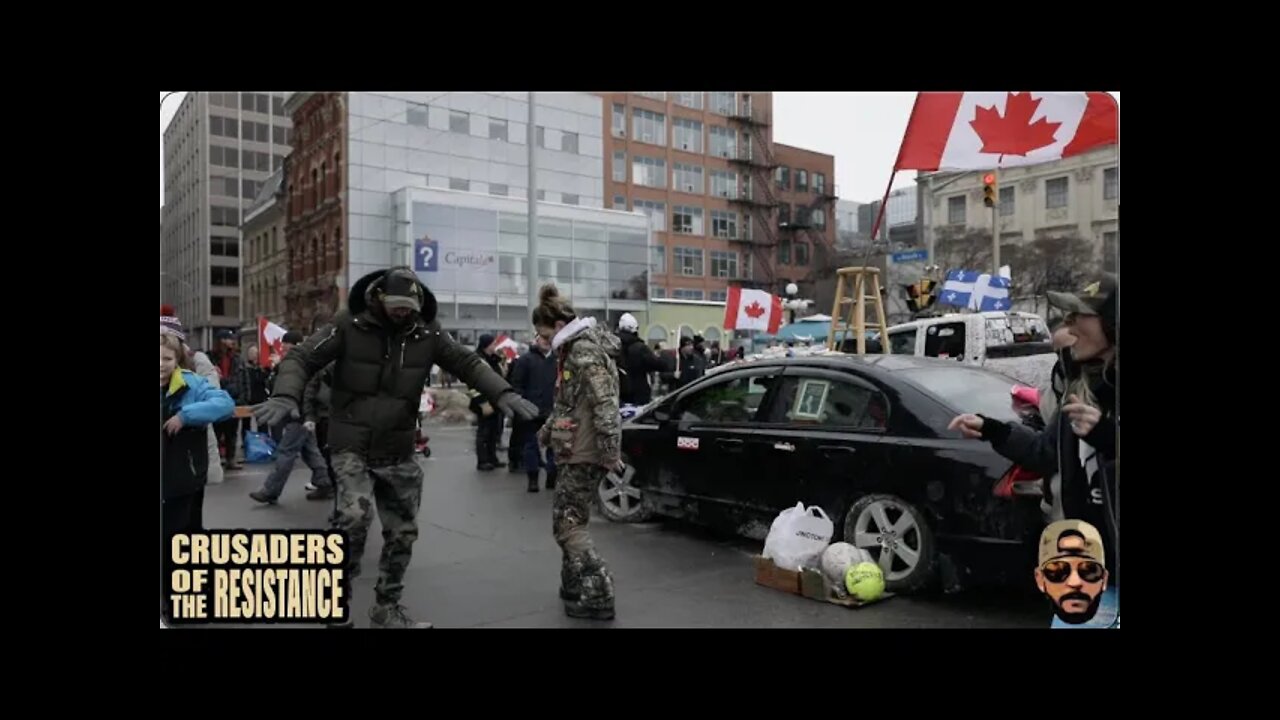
[792,379,830,421]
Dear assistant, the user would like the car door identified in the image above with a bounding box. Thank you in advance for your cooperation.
[663,366,785,523]
[759,367,892,521]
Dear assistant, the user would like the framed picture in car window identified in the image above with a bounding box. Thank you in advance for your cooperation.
[793,379,829,421]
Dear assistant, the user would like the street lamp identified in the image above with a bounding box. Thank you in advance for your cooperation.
[782,282,810,325]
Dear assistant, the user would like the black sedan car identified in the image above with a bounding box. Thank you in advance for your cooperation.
[599,353,1045,593]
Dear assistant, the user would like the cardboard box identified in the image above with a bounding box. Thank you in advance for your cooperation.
[800,567,892,608]
[753,556,801,595]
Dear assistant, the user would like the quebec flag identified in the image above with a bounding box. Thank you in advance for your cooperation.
[973,274,1012,311]
[940,269,978,307]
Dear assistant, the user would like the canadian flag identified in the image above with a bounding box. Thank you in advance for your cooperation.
[896,92,1117,171]
[489,334,520,361]
[723,287,783,334]
[258,317,287,368]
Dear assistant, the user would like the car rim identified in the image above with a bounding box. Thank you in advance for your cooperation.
[852,499,923,583]
[599,464,644,518]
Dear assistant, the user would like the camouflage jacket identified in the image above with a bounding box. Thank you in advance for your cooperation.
[538,318,621,467]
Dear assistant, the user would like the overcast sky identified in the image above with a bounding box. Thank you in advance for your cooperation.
[161,91,1116,208]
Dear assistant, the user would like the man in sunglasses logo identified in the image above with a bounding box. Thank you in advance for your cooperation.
[1035,520,1110,626]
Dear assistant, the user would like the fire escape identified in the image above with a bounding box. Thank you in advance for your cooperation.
[781,183,840,286]
[726,95,780,290]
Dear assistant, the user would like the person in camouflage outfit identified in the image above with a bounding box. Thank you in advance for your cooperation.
[532,284,622,621]
[254,267,538,629]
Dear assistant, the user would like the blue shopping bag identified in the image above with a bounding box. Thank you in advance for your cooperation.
[244,430,277,464]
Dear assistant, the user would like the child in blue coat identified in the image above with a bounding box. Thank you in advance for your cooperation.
[162,334,234,535]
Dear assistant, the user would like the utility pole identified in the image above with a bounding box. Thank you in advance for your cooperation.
[527,92,539,315]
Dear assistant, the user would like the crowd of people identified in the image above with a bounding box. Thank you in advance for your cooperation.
[162,266,1119,629]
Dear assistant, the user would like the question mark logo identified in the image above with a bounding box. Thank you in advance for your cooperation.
[416,238,438,271]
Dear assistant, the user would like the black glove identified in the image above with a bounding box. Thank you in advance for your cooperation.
[494,391,539,422]
[253,397,299,427]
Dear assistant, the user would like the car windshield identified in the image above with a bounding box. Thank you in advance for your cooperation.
[897,365,1023,423]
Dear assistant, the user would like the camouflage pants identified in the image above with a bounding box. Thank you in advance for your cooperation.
[554,464,614,608]
[331,451,423,606]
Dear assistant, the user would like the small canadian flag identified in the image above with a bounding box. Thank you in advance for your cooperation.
[896,92,1117,171]
[258,317,287,368]
[723,287,783,334]
[489,334,520,361]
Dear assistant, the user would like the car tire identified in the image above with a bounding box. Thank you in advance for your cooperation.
[844,494,937,593]
[597,459,653,523]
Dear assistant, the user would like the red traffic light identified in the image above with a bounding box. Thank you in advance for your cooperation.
[983,173,996,185]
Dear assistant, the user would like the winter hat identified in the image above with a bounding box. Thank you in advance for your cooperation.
[282,331,304,344]
[618,313,639,333]
[477,334,495,353]
[160,304,186,342]
[380,268,424,312]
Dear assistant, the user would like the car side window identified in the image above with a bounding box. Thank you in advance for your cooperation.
[764,376,888,430]
[924,322,966,361]
[678,373,778,423]
[889,328,917,355]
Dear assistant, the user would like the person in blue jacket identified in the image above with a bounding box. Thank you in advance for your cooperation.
[162,333,235,537]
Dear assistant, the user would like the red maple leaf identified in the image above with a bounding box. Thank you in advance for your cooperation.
[743,301,766,319]
[969,92,1062,157]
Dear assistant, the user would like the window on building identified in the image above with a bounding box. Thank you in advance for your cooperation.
[673,92,704,110]
[632,156,667,188]
[256,122,269,143]
[613,195,627,210]
[948,195,966,225]
[561,132,579,154]
[812,208,826,229]
[241,92,254,110]
[674,247,704,276]
[710,250,739,278]
[795,242,810,266]
[273,96,285,116]
[778,203,792,225]
[257,152,269,171]
[537,189,546,201]
[708,126,736,159]
[211,267,240,287]
[776,166,790,190]
[242,178,258,199]
[562,193,580,205]
[612,151,626,182]
[273,125,286,145]
[210,145,223,166]
[631,108,667,146]
[711,210,738,239]
[224,177,239,197]
[673,118,703,153]
[998,186,1015,217]
[672,205,704,235]
[450,177,470,191]
[651,245,665,274]
[490,184,509,197]
[672,288,704,301]
[633,199,666,231]
[450,110,470,134]
[710,170,738,199]
[796,170,808,192]
[211,239,240,257]
[710,92,736,116]
[490,118,508,141]
[256,94,269,114]
[536,125,546,148]
[673,163,704,194]
[635,92,667,101]
[612,103,626,137]
[651,286,667,299]
[709,290,727,302]
[1104,167,1118,200]
[777,240,793,265]
[407,106,429,126]
[210,116,223,136]
[1102,231,1118,272]
[1046,177,1069,209]
[814,173,826,194]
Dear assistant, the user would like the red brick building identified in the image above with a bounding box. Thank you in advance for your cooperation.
[283,92,347,332]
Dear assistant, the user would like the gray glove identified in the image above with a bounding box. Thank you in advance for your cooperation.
[253,397,299,427]
[494,391,539,422]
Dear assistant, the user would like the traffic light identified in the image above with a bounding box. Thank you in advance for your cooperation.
[904,279,938,313]
[982,173,997,208]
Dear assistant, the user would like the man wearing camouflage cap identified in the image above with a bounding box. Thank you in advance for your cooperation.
[256,267,538,628]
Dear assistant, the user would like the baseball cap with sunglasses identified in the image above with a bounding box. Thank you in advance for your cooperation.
[1041,558,1106,584]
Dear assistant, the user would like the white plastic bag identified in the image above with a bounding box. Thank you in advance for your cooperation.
[762,503,834,571]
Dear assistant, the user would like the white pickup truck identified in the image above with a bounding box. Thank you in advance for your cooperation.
[877,311,1058,389]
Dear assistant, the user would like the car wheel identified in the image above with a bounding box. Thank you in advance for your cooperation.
[844,494,936,593]
[597,460,652,523]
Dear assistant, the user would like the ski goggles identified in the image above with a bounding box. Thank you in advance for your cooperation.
[1041,558,1105,584]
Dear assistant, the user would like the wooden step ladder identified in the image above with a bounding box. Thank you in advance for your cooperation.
[827,266,890,354]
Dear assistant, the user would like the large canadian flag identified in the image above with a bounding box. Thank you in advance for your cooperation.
[723,287,783,334]
[258,317,287,368]
[489,334,520,361]
[896,92,1117,171]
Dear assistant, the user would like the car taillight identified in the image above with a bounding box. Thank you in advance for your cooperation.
[994,465,1042,498]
